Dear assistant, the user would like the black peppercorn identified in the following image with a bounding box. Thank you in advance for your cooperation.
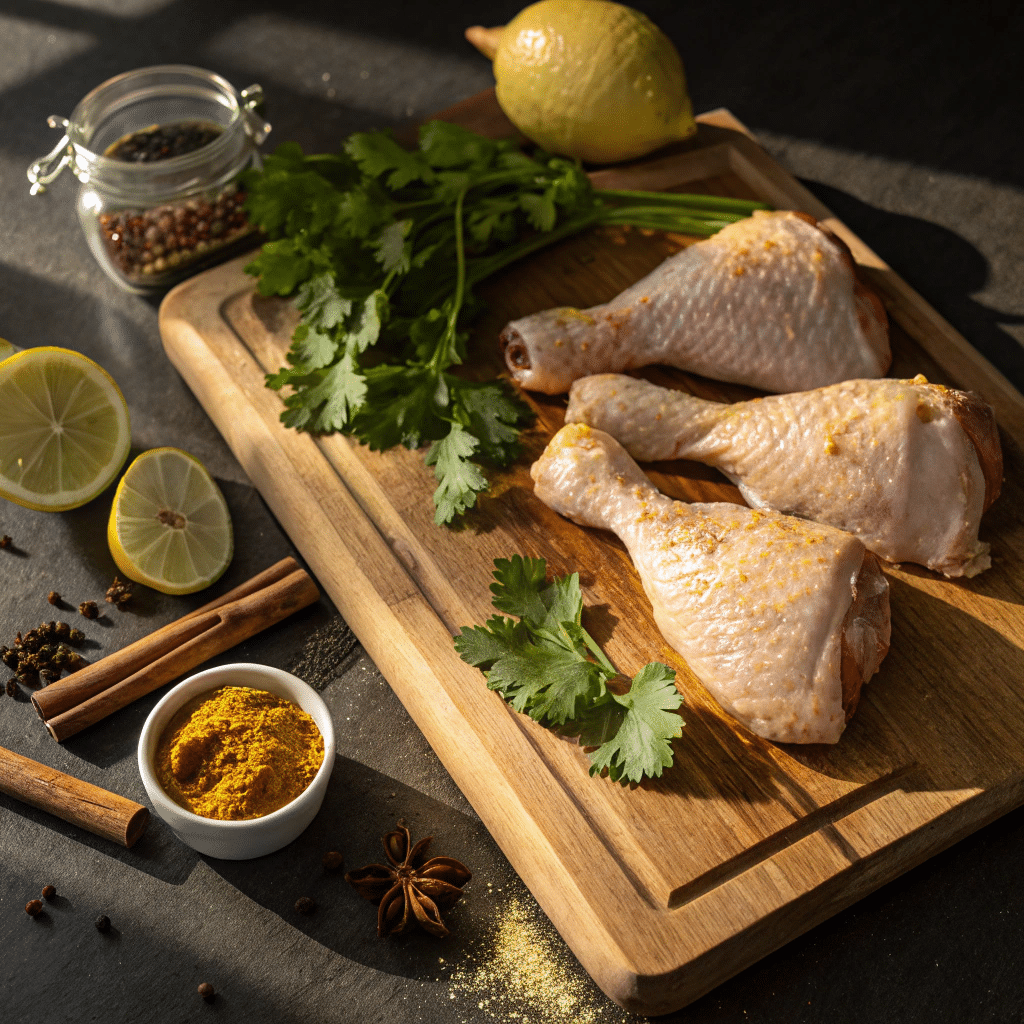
[197,982,216,1002]
[47,591,61,606]
[41,885,56,901]
[294,896,316,914]
[94,914,111,933]
[78,601,99,620]
[25,899,43,916]
[322,850,344,871]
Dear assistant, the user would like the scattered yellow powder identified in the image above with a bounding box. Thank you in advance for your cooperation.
[156,685,324,820]
[446,895,642,1024]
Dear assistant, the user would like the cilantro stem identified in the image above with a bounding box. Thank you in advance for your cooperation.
[465,209,605,285]
[430,184,469,374]
[580,628,618,678]
[600,204,747,224]
[595,189,770,214]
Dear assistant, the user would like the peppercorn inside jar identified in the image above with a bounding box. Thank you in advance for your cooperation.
[27,66,272,294]
[97,183,250,284]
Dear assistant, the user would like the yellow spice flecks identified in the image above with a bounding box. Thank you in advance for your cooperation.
[156,685,324,820]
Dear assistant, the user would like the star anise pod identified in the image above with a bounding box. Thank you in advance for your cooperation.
[345,820,471,938]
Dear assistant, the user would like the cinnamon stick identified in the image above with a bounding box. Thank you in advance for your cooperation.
[0,745,149,847]
[32,556,306,723]
[39,568,320,742]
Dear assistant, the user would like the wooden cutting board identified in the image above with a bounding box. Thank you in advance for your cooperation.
[159,94,1024,1016]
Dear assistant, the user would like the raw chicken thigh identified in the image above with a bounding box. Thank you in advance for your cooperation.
[566,373,1003,578]
[531,424,891,744]
[501,210,890,395]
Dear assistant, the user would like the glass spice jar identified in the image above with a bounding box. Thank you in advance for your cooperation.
[27,65,271,294]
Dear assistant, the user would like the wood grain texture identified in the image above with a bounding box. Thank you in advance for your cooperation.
[158,98,1024,1015]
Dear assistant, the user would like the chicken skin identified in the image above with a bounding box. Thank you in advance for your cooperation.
[531,424,891,744]
[501,210,890,395]
[566,374,1003,578]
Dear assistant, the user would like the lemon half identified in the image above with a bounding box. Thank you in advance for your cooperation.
[108,447,233,595]
[491,0,696,164]
[0,347,131,511]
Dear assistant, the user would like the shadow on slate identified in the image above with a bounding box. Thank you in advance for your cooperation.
[0,787,200,886]
[205,757,520,981]
[802,181,1024,387]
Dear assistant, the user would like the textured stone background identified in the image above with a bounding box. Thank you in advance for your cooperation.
[2,2,1023,1021]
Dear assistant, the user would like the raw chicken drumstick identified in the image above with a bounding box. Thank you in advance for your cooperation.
[566,373,1003,578]
[531,424,891,744]
[501,210,890,394]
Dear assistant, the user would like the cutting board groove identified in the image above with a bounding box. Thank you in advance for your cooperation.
[160,97,1024,1015]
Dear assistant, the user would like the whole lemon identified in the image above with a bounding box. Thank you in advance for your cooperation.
[491,0,696,164]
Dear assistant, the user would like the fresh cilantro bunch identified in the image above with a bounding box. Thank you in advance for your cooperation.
[454,555,684,785]
[243,122,768,524]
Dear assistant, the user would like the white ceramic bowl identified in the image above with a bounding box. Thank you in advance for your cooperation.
[138,663,336,860]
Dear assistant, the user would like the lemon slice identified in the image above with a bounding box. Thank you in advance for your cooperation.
[108,447,233,595]
[0,346,131,511]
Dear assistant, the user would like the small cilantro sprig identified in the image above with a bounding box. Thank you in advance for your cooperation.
[244,122,769,524]
[454,555,684,785]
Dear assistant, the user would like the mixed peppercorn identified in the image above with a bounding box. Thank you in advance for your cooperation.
[97,184,252,282]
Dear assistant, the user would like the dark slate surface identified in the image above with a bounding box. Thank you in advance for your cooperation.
[2,2,1023,1021]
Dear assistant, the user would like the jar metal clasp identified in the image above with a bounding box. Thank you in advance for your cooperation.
[27,115,73,195]
[240,85,272,146]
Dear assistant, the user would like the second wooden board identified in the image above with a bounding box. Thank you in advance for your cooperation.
[160,102,1024,1015]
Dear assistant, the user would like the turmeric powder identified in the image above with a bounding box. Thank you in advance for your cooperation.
[156,686,324,820]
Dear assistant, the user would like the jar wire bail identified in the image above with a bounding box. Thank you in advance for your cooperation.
[27,116,72,195]
[240,85,272,145]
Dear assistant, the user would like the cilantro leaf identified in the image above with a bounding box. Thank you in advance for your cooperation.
[278,353,367,433]
[424,423,487,525]
[372,220,412,275]
[288,323,337,371]
[519,191,558,232]
[295,272,351,331]
[455,556,684,784]
[585,663,682,784]
[345,130,432,189]
[488,555,549,625]
[245,239,314,297]
[450,379,531,465]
